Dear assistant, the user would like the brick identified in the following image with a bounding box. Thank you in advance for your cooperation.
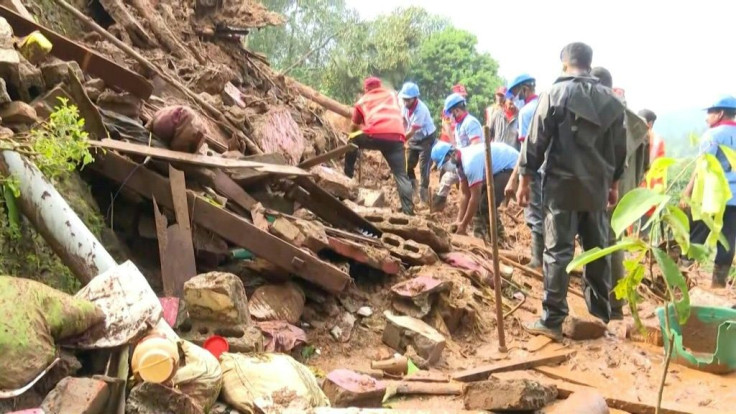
[41,377,110,414]
[383,311,446,365]
[391,275,452,318]
[126,382,203,414]
[563,315,607,340]
[311,165,358,200]
[463,378,557,411]
[40,58,84,87]
[381,233,438,266]
[548,390,610,414]
[184,271,250,324]
[322,369,386,408]
[358,188,386,207]
[292,218,330,252]
[328,236,401,275]
[0,101,39,125]
[359,209,451,253]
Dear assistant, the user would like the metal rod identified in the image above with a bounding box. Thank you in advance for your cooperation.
[482,126,507,352]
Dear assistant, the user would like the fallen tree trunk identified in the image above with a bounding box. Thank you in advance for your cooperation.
[286,77,352,119]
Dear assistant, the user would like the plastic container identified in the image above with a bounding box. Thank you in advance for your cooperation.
[657,305,736,374]
[131,333,180,383]
[203,335,229,359]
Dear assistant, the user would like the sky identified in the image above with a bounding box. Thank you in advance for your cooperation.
[345,0,736,116]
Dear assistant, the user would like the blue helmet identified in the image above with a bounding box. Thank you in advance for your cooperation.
[506,73,535,97]
[706,95,736,111]
[399,82,420,99]
[443,93,466,116]
[431,141,453,169]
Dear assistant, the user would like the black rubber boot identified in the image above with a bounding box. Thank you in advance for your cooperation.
[529,232,544,269]
[713,264,730,288]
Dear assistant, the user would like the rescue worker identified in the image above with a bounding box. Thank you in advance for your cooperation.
[592,66,649,320]
[399,82,437,204]
[486,86,507,129]
[637,109,665,238]
[518,43,627,340]
[345,77,414,215]
[431,140,518,238]
[434,84,469,211]
[489,87,520,149]
[681,96,736,288]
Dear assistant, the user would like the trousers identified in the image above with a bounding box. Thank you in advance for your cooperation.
[690,205,736,266]
[406,134,435,189]
[344,134,414,215]
[542,206,611,328]
[473,170,513,242]
[525,171,544,237]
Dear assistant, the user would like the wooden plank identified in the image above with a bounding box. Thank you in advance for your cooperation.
[452,349,575,382]
[166,165,197,296]
[152,197,171,289]
[66,67,108,140]
[92,139,310,176]
[0,6,153,99]
[298,144,357,169]
[90,151,351,293]
[211,170,257,211]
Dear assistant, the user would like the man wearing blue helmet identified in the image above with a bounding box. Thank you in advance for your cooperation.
[431,140,519,239]
[518,42,627,341]
[444,92,484,148]
[399,82,437,204]
[681,95,736,288]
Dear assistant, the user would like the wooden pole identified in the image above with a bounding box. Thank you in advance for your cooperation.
[286,77,353,118]
[482,125,507,352]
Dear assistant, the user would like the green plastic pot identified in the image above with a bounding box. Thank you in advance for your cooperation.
[657,305,736,374]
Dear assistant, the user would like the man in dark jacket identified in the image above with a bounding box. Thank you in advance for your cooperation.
[517,43,627,340]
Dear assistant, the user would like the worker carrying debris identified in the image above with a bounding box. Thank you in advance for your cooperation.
[431,140,518,239]
[345,76,414,215]
[681,95,736,288]
[517,42,627,341]
[399,82,437,204]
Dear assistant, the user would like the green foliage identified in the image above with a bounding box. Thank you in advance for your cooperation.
[652,247,690,324]
[610,188,669,238]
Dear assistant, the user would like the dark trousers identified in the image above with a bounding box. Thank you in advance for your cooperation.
[525,171,544,237]
[344,134,414,215]
[608,213,625,314]
[690,205,736,266]
[473,170,513,243]
[406,134,436,189]
[542,206,611,328]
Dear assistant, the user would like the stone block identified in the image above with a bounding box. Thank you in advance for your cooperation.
[0,78,10,105]
[328,236,401,275]
[41,58,84,87]
[383,311,445,365]
[563,315,607,340]
[548,390,610,414]
[463,378,557,411]
[41,377,110,414]
[358,188,386,207]
[292,218,330,252]
[311,165,358,200]
[180,320,264,353]
[183,271,250,324]
[249,282,306,324]
[322,369,386,408]
[359,209,451,253]
[30,84,71,119]
[18,58,45,101]
[126,382,203,414]
[0,101,39,125]
[0,17,13,49]
[381,233,438,266]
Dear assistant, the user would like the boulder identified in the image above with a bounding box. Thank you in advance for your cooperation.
[463,377,557,411]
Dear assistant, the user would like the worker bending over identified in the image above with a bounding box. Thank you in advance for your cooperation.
[682,96,736,288]
[434,85,469,211]
[345,77,414,215]
[431,140,518,239]
[399,82,437,204]
[518,43,626,341]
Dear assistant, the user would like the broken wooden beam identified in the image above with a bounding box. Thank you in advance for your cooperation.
[163,165,198,296]
[298,144,357,169]
[286,77,352,118]
[383,380,464,399]
[452,349,575,382]
[90,151,351,293]
[90,139,308,176]
[0,6,153,99]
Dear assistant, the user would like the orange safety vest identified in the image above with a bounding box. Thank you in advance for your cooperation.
[356,88,405,141]
[643,132,666,216]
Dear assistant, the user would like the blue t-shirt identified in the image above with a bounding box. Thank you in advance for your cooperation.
[454,114,483,148]
[518,96,539,140]
[456,142,520,187]
[403,99,436,140]
[699,123,736,205]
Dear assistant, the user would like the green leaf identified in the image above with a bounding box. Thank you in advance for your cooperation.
[652,247,691,325]
[664,204,690,253]
[611,188,670,238]
[614,256,646,328]
[686,243,710,262]
[566,239,643,273]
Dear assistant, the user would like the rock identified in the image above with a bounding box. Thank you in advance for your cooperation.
[97,90,141,119]
[0,126,12,139]
[381,233,438,266]
[358,188,386,207]
[357,306,373,317]
[331,312,357,342]
[328,236,402,275]
[84,78,105,102]
[358,208,451,253]
[563,315,608,340]
[40,58,84,87]
[30,84,71,119]
[0,78,10,105]
[0,101,39,124]
[41,377,110,414]
[463,378,557,411]
[184,272,250,324]
[249,282,306,324]
[0,17,13,49]
[37,351,82,395]
[322,369,386,408]
[627,317,664,346]
[126,382,203,414]
[548,390,610,414]
[18,58,45,101]
[0,48,20,95]
[382,311,446,365]
[310,165,358,200]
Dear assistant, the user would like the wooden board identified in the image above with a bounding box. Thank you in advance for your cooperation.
[0,6,153,99]
[211,170,257,211]
[298,144,357,169]
[90,151,351,293]
[66,67,108,140]
[92,139,310,176]
[452,349,575,382]
[166,165,197,296]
